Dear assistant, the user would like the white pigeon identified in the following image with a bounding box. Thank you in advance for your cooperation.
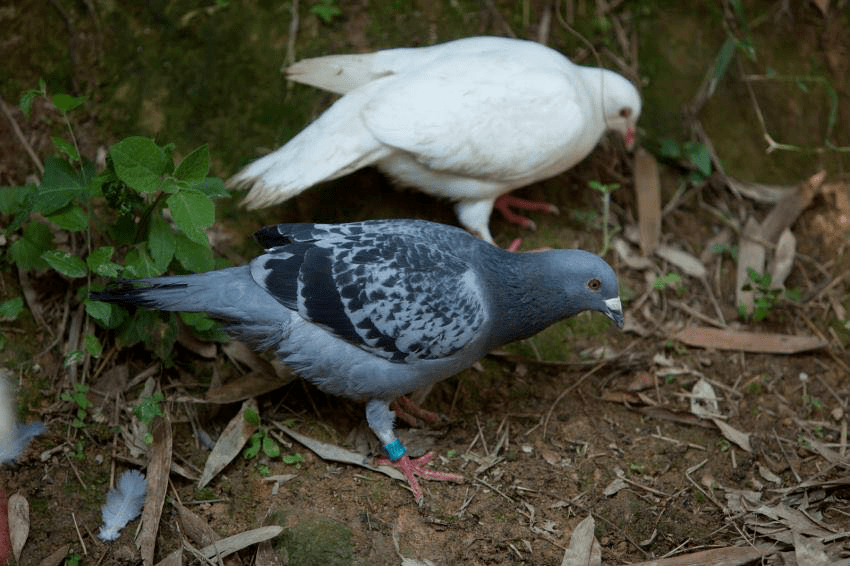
[230,36,641,246]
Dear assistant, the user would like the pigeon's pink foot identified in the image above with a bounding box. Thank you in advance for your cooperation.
[495,194,560,230]
[506,239,523,253]
[375,453,464,504]
[391,396,440,427]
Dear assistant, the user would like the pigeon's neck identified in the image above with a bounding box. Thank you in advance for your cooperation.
[480,248,585,349]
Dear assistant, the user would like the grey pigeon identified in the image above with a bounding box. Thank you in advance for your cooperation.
[91,219,624,503]
[229,36,641,248]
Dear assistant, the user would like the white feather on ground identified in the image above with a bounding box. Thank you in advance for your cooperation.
[98,469,148,541]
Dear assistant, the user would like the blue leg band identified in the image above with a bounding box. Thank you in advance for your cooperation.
[384,439,406,462]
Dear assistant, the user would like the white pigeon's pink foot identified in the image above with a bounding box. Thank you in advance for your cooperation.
[375,453,464,504]
[495,194,560,230]
[391,395,440,426]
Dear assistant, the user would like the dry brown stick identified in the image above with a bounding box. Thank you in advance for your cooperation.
[283,0,299,69]
[0,96,44,176]
[482,0,516,38]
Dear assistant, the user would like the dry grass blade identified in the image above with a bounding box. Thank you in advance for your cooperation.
[273,423,406,481]
[674,326,827,354]
[139,415,173,566]
[634,148,661,255]
[198,526,283,561]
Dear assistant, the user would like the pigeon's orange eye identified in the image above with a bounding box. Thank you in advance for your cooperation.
[588,278,601,291]
[619,107,631,118]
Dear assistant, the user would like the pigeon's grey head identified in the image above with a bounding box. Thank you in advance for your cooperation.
[599,69,642,151]
[556,249,624,328]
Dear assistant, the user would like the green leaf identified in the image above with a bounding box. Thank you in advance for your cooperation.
[192,177,229,198]
[85,298,127,329]
[262,436,281,458]
[0,297,24,321]
[174,145,209,184]
[175,233,214,273]
[135,392,165,423]
[243,436,261,459]
[42,250,88,278]
[707,36,737,99]
[52,93,86,113]
[123,247,163,278]
[0,185,36,215]
[52,136,80,162]
[47,203,89,231]
[244,409,261,426]
[87,246,122,277]
[180,311,215,332]
[19,80,46,119]
[282,453,304,465]
[35,156,86,214]
[684,142,712,177]
[83,334,103,358]
[9,221,54,271]
[110,137,169,193]
[167,191,214,245]
[659,138,681,159]
[117,308,157,346]
[148,214,176,272]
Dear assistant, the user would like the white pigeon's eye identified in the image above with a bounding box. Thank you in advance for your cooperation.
[588,278,601,291]
[619,107,632,118]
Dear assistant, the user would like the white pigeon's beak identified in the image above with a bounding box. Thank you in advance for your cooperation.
[623,127,636,151]
[603,297,625,328]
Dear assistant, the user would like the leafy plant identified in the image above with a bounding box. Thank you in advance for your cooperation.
[61,383,92,429]
[587,180,621,256]
[135,391,165,444]
[2,83,230,365]
[658,139,713,182]
[738,268,781,322]
[653,272,686,296]
[310,0,341,24]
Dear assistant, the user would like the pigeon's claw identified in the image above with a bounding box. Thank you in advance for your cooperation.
[375,453,464,504]
[495,194,559,231]
[391,396,441,427]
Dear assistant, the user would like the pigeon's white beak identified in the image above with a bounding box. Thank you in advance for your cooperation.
[604,297,624,328]
[624,127,636,151]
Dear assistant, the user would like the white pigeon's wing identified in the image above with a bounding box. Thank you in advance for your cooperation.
[286,36,535,95]
[250,221,487,363]
[362,57,586,182]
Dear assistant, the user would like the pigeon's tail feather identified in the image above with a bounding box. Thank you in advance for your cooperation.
[91,267,275,321]
[228,92,393,210]
[286,53,386,94]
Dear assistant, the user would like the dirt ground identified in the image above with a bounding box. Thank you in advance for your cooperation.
[1,1,849,565]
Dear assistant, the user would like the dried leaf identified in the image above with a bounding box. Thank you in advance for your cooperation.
[198,526,283,561]
[768,228,796,289]
[792,531,831,566]
[8,493,29,562]
[274,423,406,481]
[759,170,825,244]
[712,418,751,452]
[674,327,827,354]
[560,515,600,566]
[655,244,707,278]
[175,502,217,546]
[139,415,172,566]
[613,238,655,270]
[198,399,258,488]
[205,371,295,404]
[690,379,719,419]
[603,478,628,497]
[737,217,765,316]
[634,148,661,255]
[727,177,794,204]
[617,545,769,566]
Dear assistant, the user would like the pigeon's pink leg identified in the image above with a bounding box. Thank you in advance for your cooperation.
[495,194,560,231]
[391,395,440,426]
[375,452,464,504]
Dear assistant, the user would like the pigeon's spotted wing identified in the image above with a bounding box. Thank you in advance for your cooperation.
[250,222,487,363]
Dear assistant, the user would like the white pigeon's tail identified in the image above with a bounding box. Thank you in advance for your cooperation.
[228,90,393,210]
[286,53,386,95]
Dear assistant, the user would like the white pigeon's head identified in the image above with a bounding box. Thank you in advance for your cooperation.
[599,70,641,150]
